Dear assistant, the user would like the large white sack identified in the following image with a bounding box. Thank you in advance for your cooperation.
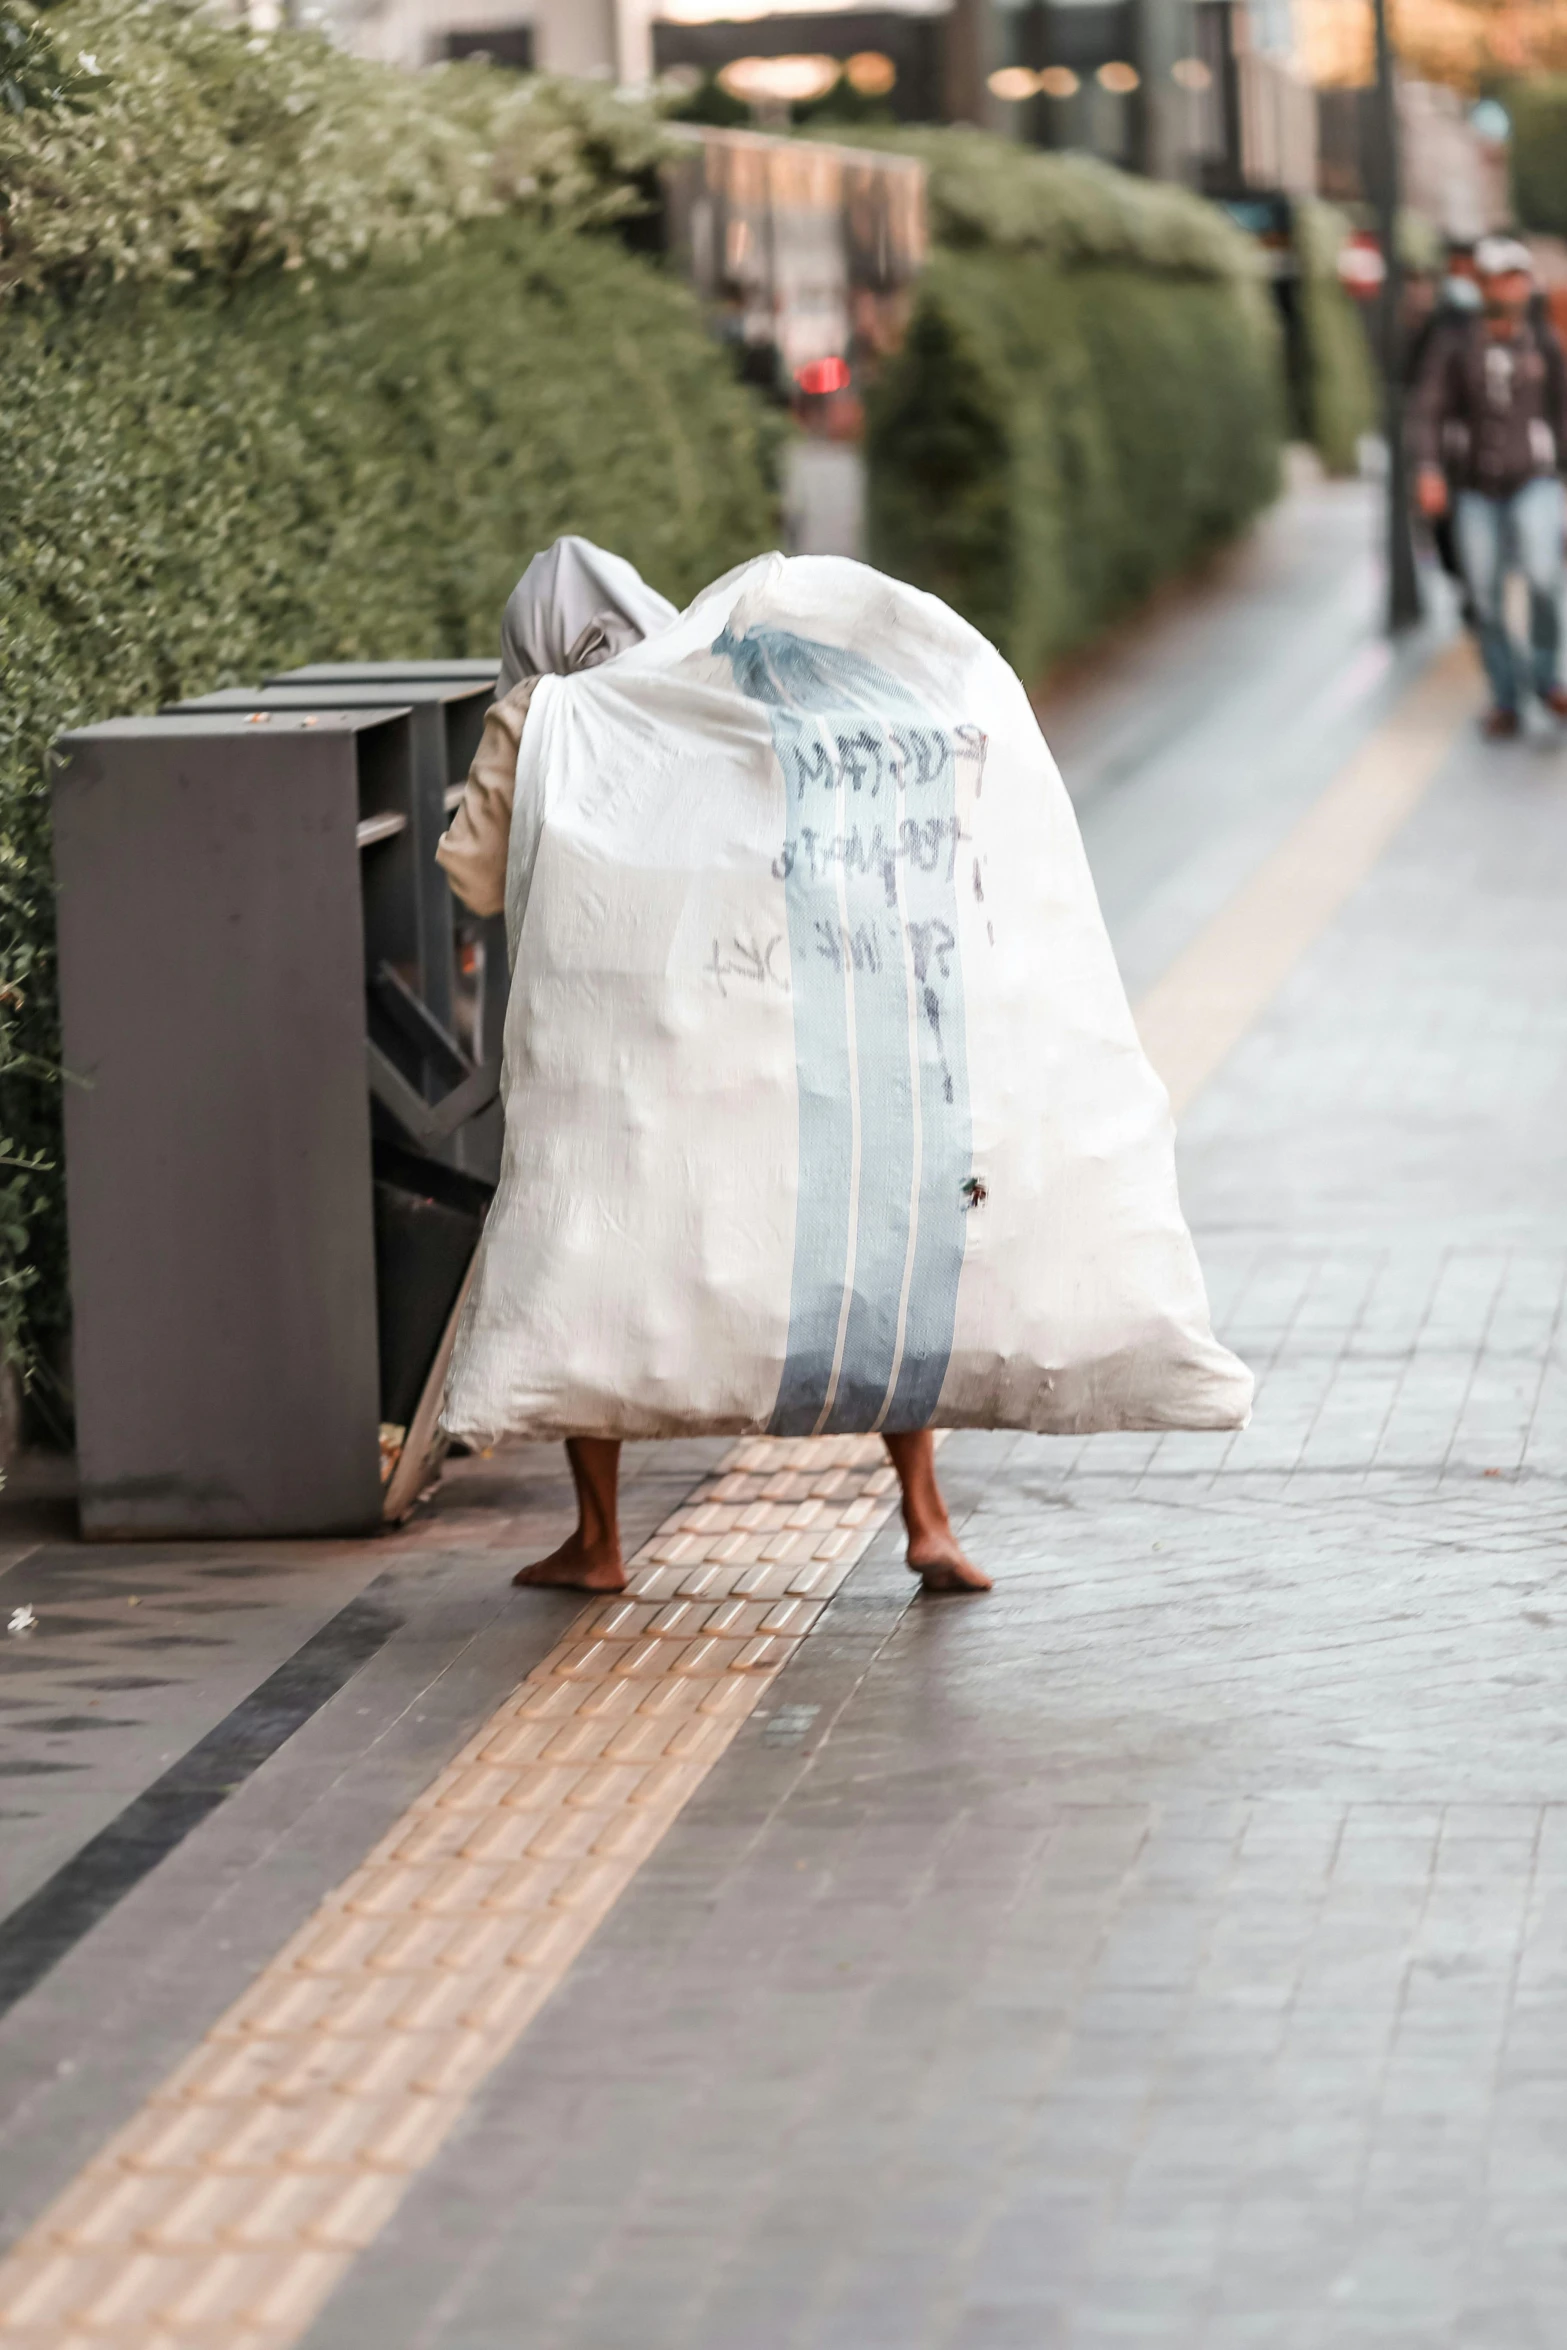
[443,553,1251,1444]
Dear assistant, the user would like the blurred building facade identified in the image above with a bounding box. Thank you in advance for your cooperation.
[980,0,1315,190]
[1318,74,1508,234]
[292,0,1319,199]
[228,0,1517,240]
[299,0,615,77]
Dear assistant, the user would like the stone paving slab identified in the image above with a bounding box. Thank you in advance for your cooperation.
[3,488,1560,2346]
[0,1441,728,2253]
[0,1438,930,2350]
[1046,468,1430,1001]
[0,1441,727,1921]
[298,683,1567,2344]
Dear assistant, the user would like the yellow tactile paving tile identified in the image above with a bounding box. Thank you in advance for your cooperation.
[0,1436,904,2350]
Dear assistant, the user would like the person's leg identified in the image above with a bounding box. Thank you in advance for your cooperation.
[882,1430,992,1593]
[512,1437,627,1591]
[1513,476,1566,702]
[1455,491,1521,726]
[1433,507,1476,630]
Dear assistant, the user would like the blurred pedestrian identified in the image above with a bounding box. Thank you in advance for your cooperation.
[437,536,990,1594]
[1406,239,1481,381]
[1405,240,1482,627]
[1413,236,1567,739]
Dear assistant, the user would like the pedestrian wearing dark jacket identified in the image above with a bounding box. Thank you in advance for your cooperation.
[1405,241,1481,622]
[1413,236,1567,738]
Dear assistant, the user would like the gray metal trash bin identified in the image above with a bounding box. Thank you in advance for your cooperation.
[166,683,485,1031]
[163,680,501,1182]
[270,662,500,686]
[271,660,498,687]
[52,703,500,1542]
[264,664,510,1139]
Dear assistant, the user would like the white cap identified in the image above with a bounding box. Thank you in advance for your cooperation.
[1475,235,1535,281]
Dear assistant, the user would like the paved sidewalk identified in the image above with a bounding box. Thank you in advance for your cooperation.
[4,475,1566,2347]
[296,643,1567,2350]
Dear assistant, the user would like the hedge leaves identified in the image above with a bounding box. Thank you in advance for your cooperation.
[864,143,1284,683]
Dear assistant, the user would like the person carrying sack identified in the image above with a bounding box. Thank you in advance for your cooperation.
[437,543,1251,1587]
[438,536,991,1594]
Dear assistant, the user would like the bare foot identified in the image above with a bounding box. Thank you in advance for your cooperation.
[907,1530,993,1594]
[516,1437,626,1591]
[882,1428,992,1593]
[512,1533,627,1592]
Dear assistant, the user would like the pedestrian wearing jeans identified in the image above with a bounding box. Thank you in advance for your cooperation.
[1413,235,1567,739]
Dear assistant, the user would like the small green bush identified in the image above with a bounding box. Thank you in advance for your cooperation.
[0,218,780,1396]
[1511,78,1567,237]
[862,133,1284,685]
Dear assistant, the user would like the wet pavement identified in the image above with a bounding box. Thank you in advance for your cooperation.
[4,466,1567,2348]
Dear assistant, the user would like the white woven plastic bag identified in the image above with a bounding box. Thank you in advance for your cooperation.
[443,553,1251,1443]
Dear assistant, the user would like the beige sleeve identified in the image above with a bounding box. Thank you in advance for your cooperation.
[434,675,540,918]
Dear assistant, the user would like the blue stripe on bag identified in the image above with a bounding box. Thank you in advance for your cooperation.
[715,624,970,1434]
[768,713,861,1436]
[884,754,972,1429]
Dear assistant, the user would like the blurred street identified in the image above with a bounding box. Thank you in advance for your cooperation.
[5,466,1567,2348]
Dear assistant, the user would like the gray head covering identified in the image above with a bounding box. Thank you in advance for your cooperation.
[497,534,678,694]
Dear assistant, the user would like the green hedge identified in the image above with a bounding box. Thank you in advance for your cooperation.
[839,124,1258,275]
[1511,78,1567,237]
[0,217,780,1399]
[864,142,1283,685]
[0,2,676,293]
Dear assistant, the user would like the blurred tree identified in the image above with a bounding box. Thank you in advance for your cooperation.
[0,0,98,115]
[0,4,100,1391]
[1511,74,1567,230]
[0,1,675,297]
